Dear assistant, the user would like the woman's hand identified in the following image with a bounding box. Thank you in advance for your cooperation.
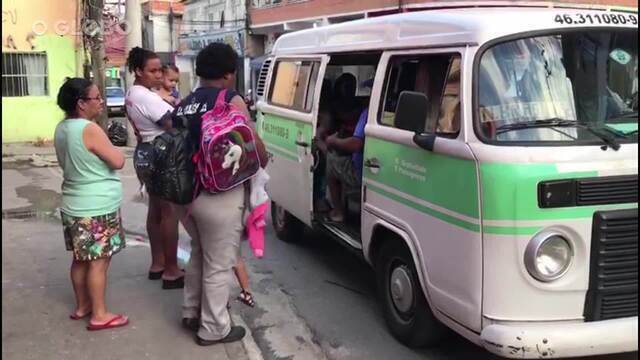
[326,133,338,150]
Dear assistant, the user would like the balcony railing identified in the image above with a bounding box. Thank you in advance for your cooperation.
[251,0,310,10]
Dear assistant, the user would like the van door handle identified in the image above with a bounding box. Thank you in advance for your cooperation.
[364,158,380,169]
[295,140,309,147]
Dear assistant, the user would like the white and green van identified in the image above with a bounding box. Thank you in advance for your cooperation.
[255,3,638,358]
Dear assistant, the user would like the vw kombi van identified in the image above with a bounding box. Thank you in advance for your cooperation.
[255,3,638,358]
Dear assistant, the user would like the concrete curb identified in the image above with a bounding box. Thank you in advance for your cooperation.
[231,313,265,360]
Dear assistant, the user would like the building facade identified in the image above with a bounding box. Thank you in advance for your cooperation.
[248,0,638,54]
[2,0,82,143]
[176,0,263,96]
[104,7,127,89]
[141,0,184,65]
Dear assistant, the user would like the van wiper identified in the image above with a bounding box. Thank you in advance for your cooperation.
[495,118,621,151]
[610,110,638,119]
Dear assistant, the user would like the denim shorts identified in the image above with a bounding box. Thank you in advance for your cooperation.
[133,142,154,189]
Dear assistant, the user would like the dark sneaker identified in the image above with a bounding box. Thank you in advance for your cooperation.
[182,318,199,332]
[196,326,246,346]
[162,276,184,289]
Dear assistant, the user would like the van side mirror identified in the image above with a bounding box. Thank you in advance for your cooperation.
[394,91,437,151]
[394,91,428,133]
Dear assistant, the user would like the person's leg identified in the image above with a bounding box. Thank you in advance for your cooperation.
[70,259,91,317]
[147,195,165,274]
[326,152,346,221]
[87,257,127,325]
[192,188,245,342]
[159,201,183,280]
[328,175,344,220]
[234,257,256,307]
[233,257,250,292]
[313,152,331,213]
[180,209,203,322]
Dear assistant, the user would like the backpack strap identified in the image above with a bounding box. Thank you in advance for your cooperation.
[225,89,237,103]
[214,88,228,107]
[213,88,238,107]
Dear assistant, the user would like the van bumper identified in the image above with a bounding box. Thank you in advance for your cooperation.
[480,317,638,358]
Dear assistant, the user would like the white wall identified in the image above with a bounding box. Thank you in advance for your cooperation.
[150,14,172,52]
[175,55,196,94]
[181,0,247,34]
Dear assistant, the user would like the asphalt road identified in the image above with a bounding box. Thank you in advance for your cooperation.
[4,138,636,360]
[239,223,638,360]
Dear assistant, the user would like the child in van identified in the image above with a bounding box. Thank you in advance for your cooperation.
[322,77,372,223]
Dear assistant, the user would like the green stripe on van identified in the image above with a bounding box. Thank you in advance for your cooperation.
[480,163,637,221]
[367,182,544,235]
[265,145,298,162]
[366,183,481,232]
[258,113,312,154]
[364,137,480,219]
[482,225,542,236]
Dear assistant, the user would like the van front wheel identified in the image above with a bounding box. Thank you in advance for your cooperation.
[271,201,304,243]
[376,241,445,348]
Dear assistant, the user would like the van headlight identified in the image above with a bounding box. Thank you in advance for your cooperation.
[524,232,573,282]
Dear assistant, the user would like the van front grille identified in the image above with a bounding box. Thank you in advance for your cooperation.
[577,176,638,206]
[584,208,638,321]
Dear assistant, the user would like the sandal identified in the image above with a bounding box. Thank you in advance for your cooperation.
[87,314,129,331]
[325,210,344,223]
[148,270,164,280]
[69,311,92,320]
[237,290,255,307]
[162,276,185,290]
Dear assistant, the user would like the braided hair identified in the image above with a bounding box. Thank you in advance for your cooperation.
[126,47,159,75]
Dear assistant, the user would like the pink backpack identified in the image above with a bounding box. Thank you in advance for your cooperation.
[193,89,261,194]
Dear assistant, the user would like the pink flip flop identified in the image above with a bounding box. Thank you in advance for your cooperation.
[87,315,129,331]
[69,311,92,320]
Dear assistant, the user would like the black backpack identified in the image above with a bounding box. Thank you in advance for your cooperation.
[107,121,127,146]
[149,126,194,205]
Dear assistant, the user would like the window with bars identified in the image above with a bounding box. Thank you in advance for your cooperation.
[2,52,49,97]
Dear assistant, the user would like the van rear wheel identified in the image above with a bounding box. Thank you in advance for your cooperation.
[271,201,304,243]
[376,241,446,348]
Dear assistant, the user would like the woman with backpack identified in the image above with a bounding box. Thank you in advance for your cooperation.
[125,47,184,289]
[54,78,129,331]
[173,43,268,346]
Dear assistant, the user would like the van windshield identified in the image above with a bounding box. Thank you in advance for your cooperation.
[477,29,638,145]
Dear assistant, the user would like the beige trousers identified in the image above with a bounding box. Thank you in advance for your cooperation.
[179,186,245,340]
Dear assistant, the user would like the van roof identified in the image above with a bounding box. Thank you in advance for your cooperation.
[271,5,638,55]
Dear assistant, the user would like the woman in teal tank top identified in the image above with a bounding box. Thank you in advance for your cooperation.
[54,78,129,331]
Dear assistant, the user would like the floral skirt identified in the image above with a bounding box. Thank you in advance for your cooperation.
[61,210,126,261]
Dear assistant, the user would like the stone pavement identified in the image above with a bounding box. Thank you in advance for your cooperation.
[2,142,135,168]
[1,143,263,360]
[1,218,262,360]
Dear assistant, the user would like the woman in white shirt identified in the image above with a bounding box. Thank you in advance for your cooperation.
[125,47,183,289]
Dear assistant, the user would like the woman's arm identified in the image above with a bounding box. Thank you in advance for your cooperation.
[231,95,269,167]
[83,122,125,170]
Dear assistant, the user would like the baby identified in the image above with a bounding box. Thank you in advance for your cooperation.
[154,64,181,106]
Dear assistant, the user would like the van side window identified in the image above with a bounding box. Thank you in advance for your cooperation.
[268,60,320,112]
[380,53,461,137]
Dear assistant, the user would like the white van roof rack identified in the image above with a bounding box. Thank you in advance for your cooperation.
[401,1,636,12]
[272,4,638,56]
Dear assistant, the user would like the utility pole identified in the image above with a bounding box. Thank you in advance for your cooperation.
[86,0,108,130]
[125,0,142,146]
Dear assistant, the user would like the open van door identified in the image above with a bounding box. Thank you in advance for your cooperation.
[257,55,330,229]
